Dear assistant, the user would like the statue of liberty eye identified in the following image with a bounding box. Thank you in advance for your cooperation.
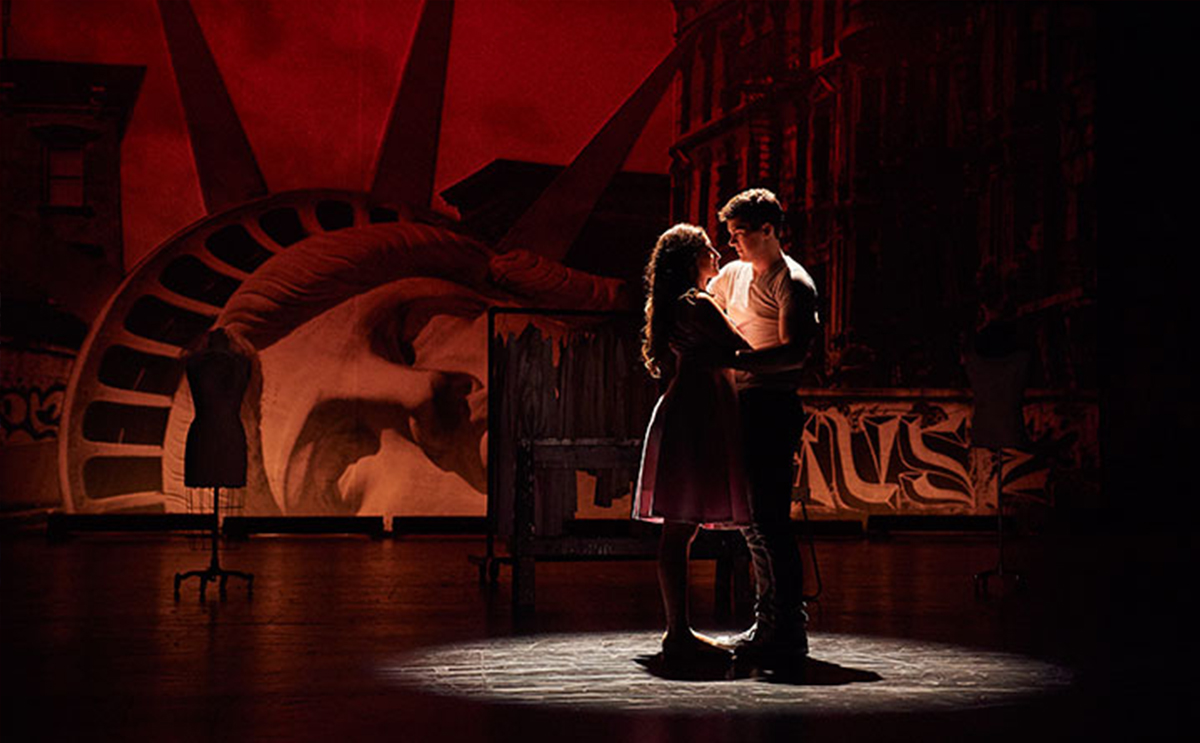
[365,292,488,368]
[369,311,417,367]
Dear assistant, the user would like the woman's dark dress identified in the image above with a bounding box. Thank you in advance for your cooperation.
[633,293,751,527]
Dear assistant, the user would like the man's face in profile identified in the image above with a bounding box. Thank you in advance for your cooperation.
[726,218,768,262]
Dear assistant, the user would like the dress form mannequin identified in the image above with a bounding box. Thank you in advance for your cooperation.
[175,328,255,600]
[184,329,251,487]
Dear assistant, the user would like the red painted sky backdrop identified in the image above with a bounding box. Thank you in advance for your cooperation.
[9,0,677,267]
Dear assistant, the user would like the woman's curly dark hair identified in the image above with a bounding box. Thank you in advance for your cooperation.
[641,223,710,379]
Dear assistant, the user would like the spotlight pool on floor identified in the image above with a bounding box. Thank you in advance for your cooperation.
[380,631,1074,715]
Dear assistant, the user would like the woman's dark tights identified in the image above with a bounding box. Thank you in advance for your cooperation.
[658,521,699,639]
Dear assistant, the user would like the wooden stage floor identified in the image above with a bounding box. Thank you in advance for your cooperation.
[1,530,1192,741]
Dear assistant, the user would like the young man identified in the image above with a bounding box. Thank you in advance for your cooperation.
[706,188,820,661]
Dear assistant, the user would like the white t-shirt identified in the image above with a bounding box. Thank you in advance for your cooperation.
[707,253,819,390]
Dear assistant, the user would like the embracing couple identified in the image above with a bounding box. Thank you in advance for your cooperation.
[633,188,819,665]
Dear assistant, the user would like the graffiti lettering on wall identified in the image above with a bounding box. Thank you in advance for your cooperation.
[1,384,66,443]
[793,398,1090,518]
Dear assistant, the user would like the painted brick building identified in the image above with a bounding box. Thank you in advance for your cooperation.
[0,59,143,512]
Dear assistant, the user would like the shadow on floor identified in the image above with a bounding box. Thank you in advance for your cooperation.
[634,653,883,685]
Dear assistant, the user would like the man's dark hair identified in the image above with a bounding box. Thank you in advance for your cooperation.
[718,188,784,231]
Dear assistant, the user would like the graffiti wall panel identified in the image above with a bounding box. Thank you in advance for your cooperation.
[0,349,74,509]
[793,397,1096,519]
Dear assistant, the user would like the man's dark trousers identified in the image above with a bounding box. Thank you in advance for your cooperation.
[739,387,807,631]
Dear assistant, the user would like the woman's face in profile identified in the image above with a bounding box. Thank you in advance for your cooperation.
[696,241,720,288]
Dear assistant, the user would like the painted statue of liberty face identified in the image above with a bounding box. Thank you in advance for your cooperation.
[63,198,628,518]
[255,278,491,517]
[202,219,497,518]
[210,218,626,519]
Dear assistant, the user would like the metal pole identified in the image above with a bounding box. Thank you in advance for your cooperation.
[210,486,220,572]
[994,452,1004,576]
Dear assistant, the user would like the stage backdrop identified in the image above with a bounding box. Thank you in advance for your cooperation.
[3,1,1099,522]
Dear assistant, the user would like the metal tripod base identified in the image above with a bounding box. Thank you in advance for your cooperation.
[175,563,254,601]
[175,485,254,600]
[974,448,1023,599]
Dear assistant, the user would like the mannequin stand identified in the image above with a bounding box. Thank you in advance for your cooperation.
[974,449,1021,597]
[175,486,254,600]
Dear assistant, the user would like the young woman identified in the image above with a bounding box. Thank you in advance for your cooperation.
[633,224,751,658]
